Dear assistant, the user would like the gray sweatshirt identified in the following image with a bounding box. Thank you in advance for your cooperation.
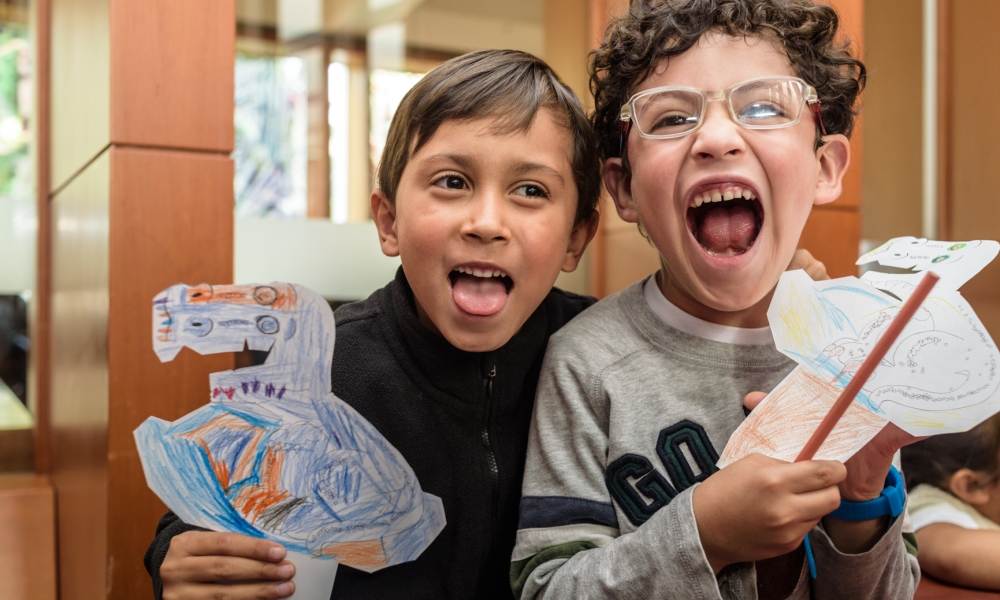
[511,280,920,599]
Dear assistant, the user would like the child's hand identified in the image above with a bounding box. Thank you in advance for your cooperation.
[744,391,925,553]
[743,391,916,500]
[839,422,916,500]
[692,453,845,573]
[787,249,829,280]
[160,531,296,599]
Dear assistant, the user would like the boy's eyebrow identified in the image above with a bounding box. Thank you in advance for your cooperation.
[426,153,476,171]
[512,161,566,186]
[424,155,566,186]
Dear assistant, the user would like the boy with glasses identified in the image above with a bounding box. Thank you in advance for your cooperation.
[511,1,920,598]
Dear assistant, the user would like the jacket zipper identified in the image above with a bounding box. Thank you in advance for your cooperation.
[482,365,500,538]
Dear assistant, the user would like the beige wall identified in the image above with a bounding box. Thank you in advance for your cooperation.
[544,0,606,295]
[862,0,923,242]
[863,0,1000,337]
[947,0,1000,338]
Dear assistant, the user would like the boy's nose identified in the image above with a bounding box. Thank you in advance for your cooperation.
[689,102,746,161]
[461,191,511,243]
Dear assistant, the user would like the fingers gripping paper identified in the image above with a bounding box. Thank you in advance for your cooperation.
[720,238,1000,467]
[135,283,445,596]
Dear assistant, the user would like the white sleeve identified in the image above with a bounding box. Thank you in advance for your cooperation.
[910,505,981,531]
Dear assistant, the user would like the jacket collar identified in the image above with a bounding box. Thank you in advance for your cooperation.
[378,268,550,414]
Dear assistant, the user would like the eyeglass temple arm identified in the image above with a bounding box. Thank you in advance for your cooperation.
[619,119,631,157]
[810,100,827,137]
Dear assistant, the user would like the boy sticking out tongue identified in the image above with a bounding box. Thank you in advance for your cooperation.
[146,50,601,600]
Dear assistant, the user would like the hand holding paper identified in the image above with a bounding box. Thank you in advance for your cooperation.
[136,283,445,597]
[720,237,1000,467]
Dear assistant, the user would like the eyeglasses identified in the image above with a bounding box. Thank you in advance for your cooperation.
[618,76,826,153]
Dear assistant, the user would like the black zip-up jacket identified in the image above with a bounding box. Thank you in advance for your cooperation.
[144,269,595,599]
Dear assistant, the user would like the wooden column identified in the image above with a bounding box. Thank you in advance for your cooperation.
[0,474,56,600]
[543,0,605,296]
[798,0,864,278]
[940,0,1000,338]
[860,0,922,245]
[48,1,236,598]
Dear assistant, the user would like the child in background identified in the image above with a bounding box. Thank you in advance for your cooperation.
[145,50,602,600]
[902,415,1000,590]
[512,1,920,598]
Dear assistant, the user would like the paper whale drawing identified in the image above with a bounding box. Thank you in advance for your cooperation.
[135,282,445,579]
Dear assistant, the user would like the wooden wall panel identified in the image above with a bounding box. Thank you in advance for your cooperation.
[50,0,109,190]
[48,0,237,597]
[543,0,591,108]
[109,0,235,152]
[946,0,1000,339]
[33,0,53,475]
[800,0,863,272]
[0,474,56,600]
[106,147,234,599]
[800,207,861,279]
[861,0,923,241]
[543,0,596,296]
[603,208,661,295]
[50,150,111,600]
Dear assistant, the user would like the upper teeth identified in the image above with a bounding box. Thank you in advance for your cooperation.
[692,186,757,208]
[455,266,508,278]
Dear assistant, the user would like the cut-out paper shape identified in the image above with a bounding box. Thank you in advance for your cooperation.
[720,239,1000,466]
[136,283,445,597]
[857,236,1000,291]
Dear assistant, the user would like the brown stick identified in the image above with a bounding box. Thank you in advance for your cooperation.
[795,271,940,462]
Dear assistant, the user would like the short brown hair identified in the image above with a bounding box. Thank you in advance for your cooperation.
[902,415,1000,492]
[590,0,867,160]
[377,50,601,225]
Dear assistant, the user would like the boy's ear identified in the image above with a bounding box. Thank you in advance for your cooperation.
[371,188,400,257]
[603,158,639,223]
[561,211,601,272]
[813,134,851,207]
[949,468,993,507]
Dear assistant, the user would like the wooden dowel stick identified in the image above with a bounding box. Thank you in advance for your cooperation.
[794,271,940,462]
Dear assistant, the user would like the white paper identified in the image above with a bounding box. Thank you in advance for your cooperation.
[287,552,338,600]
[721,250,1000,466]
[136,283,445,593]
[857,236,1000,291]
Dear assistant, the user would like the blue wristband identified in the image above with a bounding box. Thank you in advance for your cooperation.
[829,466,905,521]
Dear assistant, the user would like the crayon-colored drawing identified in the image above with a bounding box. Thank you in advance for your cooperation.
[721,242,1000,466]
[719,368,887,465]
[135,283,445,587]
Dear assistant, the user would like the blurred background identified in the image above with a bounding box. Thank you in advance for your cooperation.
[0,0,997,598]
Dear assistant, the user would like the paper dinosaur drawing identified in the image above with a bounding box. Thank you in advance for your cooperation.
[135,282,445,593]
[720,238,1000,466]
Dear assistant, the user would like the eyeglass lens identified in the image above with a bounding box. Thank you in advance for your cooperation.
[632,79,808,137]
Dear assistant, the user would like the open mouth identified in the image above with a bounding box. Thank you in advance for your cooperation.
[686,185,764,258]
[448,266,514,316]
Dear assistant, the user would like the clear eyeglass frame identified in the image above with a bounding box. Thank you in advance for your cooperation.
[619,76,823,141]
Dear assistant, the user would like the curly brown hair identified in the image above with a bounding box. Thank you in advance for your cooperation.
[590,0,867,160]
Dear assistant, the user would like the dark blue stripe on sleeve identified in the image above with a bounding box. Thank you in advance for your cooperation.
[518,496,620,530]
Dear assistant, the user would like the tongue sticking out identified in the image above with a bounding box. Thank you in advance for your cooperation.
[696,204,758,256]
[452,274,509,316]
